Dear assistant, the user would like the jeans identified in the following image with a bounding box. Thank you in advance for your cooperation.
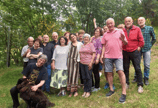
[123,50,143,87]
[42,64,51,92]
[134,50,151,79]
[80,63,92,92]
[99,62,102,71]
[92,63,100,88]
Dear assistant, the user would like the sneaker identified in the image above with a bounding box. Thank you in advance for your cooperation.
[132,78,137,83]
[144,78,149,85]
[61,90,66,96]
[104,83,116,90]
[119,94,126,103]
[138,86,143,93]
[104,83,109,89]
[106,90,115,97]
[92,88,100,92]
[91,86,95,90]
[99,72,102,77]
[126,84,129,89]
[113,85,116,90]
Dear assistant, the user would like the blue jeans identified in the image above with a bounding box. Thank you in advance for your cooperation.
[135,50,151,79]
[42,64,51,92]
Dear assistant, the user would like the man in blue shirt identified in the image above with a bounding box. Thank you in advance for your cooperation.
[132,17,156,85]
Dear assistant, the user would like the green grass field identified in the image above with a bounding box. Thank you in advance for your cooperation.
[0,27,158,108]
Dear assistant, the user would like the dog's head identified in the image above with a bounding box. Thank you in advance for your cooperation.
[16,78,29,91]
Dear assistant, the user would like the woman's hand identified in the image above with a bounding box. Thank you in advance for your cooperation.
[88,62,93,70]
[100,56,104,64]
[51,62,55,70]
[95,59,99,64]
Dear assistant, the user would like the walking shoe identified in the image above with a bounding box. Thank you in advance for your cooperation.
[144,78,149,85]
[113,84,116,90]
[61,90,66,96]
[99,72,102,77]
[104,83,109,89]
[92,88,100,92]
[106,90,115,97]
[91,86,95,90]
[132,77,137,83]
[138,86,143,93]
[126,83,129,89]
[119,94,126,103]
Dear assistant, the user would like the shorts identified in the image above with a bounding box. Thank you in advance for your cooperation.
[104,58,123,72]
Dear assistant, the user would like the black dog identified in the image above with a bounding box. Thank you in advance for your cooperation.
[16,78,55,108]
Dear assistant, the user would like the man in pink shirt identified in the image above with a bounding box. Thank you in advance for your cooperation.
[101,18,127,103]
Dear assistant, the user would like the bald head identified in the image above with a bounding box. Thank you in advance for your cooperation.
[138,17,146,28]
[52,32,58,41]
[27,37,34,47]
[124,17,133,28]
[106,18,115,31]
[43,35,49,43]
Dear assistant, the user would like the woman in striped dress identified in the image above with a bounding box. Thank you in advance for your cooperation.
[67,33,83,97]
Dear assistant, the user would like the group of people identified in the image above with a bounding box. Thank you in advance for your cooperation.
[10,16,156,108]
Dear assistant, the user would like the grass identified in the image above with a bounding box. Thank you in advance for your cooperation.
[0,27,158,108]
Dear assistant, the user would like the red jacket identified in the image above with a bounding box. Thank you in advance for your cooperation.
[123,25,144,52]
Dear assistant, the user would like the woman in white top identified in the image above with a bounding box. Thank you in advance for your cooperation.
[50,36,69,96]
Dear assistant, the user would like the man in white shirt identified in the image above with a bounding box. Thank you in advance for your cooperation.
[21,37,34,69]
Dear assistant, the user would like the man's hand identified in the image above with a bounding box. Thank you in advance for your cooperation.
[88,62,93,70]
[119,33,125,41]
[137,47,141,52]
[31,85,38,91]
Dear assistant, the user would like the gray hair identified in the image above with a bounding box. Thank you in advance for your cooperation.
[83,33,91,39]
[124,16,133,21]
[27,36,34,41]
[138,17,145,20]
[52,32,58,36]
[37,54,48,63]
[106,18,115,24]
